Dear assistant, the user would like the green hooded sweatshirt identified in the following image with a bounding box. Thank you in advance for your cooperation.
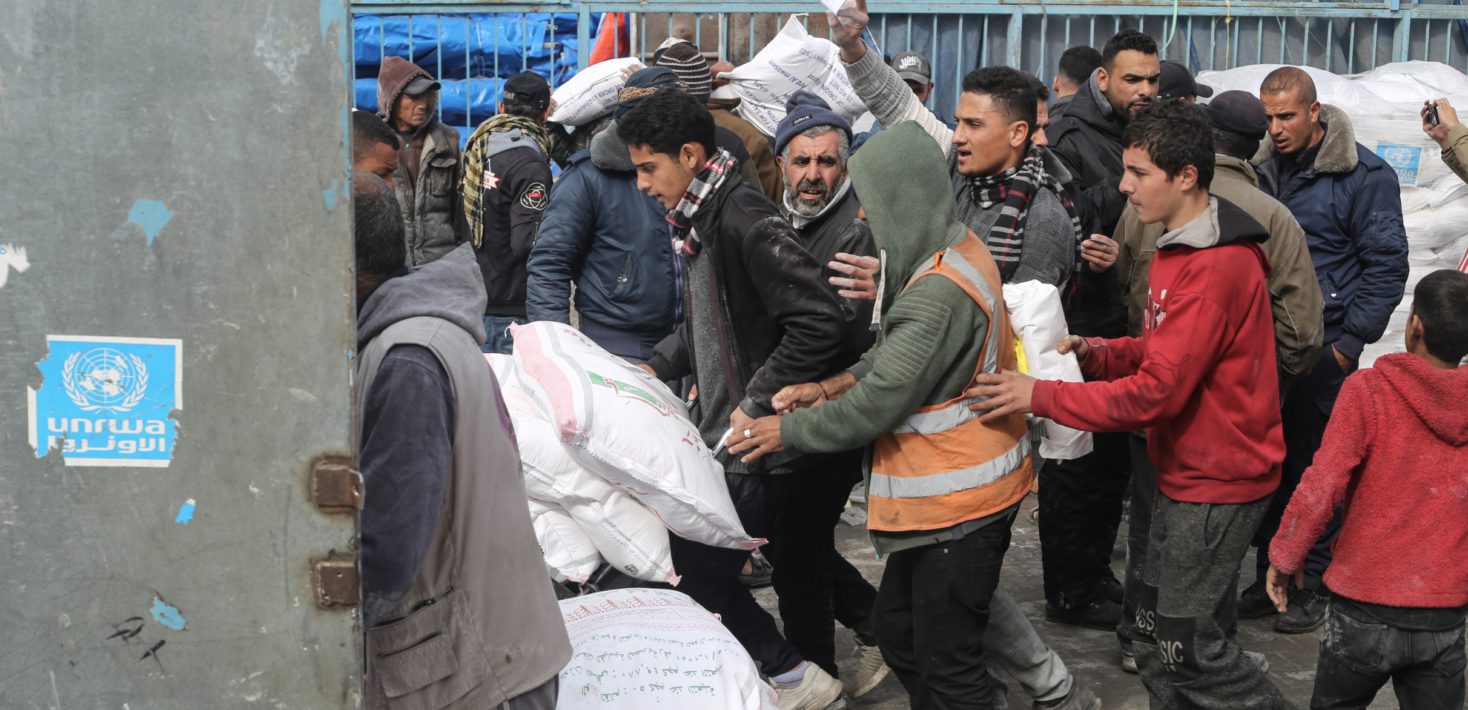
[780,122,1009,554]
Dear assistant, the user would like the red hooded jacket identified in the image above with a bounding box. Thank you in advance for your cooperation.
[1032,197,1284,504]
[1271,354,1468,608]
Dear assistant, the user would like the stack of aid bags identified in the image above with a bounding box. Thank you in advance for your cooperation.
[488,321,763,586]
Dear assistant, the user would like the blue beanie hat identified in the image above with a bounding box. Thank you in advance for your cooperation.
[774,91,852,157]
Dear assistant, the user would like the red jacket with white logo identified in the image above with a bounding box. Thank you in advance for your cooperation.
[1032,197,1284,504]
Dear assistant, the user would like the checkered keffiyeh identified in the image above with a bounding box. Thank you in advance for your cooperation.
[969,145,1082,281]
[668,148,738,256]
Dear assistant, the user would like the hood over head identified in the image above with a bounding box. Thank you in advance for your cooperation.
[1374,353,1468,446]
[590,118,636,172]
[848,122,968,297]
[376,56,438,125]
[357,243,488,349]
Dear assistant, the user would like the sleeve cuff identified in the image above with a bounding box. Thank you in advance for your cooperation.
[646,353,676,381]
[738,395,773,419]
[1334,334,1365,362]
[778,413,806,453]
[848,361,873,381]
[1031,379,1059,420]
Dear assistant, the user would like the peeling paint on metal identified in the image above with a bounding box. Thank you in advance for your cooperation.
[150,596,187,631]
[322,179,342,211]
[0,243,31,289]
[127,200,174,246]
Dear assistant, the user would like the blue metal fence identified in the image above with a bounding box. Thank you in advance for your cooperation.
[351,1,1468,131]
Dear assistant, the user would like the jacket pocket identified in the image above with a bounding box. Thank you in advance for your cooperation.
[1319,272,1347,324]
[367,587,485,707]
[608,252,636,301]
[426,156,457,198]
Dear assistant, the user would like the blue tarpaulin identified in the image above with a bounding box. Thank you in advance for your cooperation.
[353,13,594,148]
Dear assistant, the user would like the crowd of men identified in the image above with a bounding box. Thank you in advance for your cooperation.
[348,2,1468,707]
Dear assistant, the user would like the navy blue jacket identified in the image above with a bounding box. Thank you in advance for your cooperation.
[1256,105,1408,362]
[525,131,682,360]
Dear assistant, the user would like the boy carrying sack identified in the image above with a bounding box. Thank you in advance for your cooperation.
[1268,268,1468,710]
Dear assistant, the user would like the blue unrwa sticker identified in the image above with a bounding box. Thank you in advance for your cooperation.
[28,335,183,467]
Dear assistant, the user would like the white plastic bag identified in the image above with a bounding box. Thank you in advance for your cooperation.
[528,498,602,584]
[1003,281,1094,461]
[717,16,868,137]
[489,355,680,585]
[508,322,762,551]
[557,589,778,710]
[548,57,643,126]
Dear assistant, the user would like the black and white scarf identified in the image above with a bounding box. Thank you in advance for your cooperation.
[969,145,1082,281]
[667,148,739,256]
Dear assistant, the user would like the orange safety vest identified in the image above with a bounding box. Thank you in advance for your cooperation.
[868,232,1034,533]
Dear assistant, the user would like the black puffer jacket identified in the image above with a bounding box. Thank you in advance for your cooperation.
[1047,75,1125,190]
[648,174,845,474]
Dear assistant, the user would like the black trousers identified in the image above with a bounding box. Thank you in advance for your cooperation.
[1252,351,1350,587]
[873,509,1016,710]
[672,461,877,678]
[1038,431,1131,606]
[1311,601,1467,710]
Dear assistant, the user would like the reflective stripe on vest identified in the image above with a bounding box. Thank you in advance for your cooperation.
[868,232,1034,533]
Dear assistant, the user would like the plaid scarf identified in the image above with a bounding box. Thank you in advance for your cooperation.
[969,145,1083,281]
[462,114,551,248]
[667,148,739,256]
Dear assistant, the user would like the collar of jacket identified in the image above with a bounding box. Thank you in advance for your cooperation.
[1063,70,1122,138]
[590,120,636,172]
[1157,195,1269,250]
[1214,154,1259,188]
[1255,103,1360,176]
[782,176,853,229]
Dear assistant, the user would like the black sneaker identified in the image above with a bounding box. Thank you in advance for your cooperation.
[1275,588,1329,634]
[1102,574,1124,605]
[1237,580,1278,619]
[1045,596,1122,631]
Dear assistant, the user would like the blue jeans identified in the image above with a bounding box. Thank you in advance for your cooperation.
[481,315,525,355]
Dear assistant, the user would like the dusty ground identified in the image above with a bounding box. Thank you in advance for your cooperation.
[753,493,1415,710]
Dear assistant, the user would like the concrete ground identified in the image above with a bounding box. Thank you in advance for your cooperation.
[753,493,1414,710]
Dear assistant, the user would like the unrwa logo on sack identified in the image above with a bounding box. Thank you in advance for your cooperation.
[586,371,675,416]
[1375,142,1422,187]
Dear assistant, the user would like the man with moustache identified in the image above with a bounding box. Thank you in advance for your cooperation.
[1046,29,1162,190]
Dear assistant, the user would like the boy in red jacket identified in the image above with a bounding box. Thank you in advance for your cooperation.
[1267,269,1468,709]
[971,100,1290,708]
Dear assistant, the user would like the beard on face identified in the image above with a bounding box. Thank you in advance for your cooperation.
[789,178,832,218]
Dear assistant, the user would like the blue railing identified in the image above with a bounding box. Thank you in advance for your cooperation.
[351,1,1468,135]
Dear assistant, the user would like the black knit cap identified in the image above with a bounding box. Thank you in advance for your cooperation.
[653,38,713,100]
[1204,90,1268,140]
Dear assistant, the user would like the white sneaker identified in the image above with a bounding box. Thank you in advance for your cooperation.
[775,663,844,710]
[845,641,891,698]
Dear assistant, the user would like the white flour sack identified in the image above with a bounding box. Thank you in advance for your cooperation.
[718,15,868,137]
[487,355,679,585]
[508,322,762,551]
[1003,281,1093,461]
[557,589,778,710]
[527,498,602,584]
[1197,62,1468,364]
[548,57,643,126]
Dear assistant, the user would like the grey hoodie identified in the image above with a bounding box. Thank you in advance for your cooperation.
[357,244,569,708]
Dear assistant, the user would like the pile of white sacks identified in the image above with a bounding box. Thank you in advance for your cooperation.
[1198,61,1468,365]
[489,322,762,588]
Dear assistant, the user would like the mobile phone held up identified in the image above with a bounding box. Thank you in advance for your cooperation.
[1427,102,1441,126]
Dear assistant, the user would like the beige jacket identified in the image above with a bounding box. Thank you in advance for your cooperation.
[1442,124,1468,185]
[1114,155,1324,384]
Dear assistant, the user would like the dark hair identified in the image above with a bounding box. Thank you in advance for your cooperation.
[1411,269,1468,363]
[1260,66,1318,107]
[352,110,400,163]
[1028,74,1050,102]
[1102,29,1158,68]
[501,99,544,120]
[960,67,1040,137]
[1212,127,1260,162]
[616,89,716,158]
[352,170,406,279]
[1058,45,1103,86]
[1123,100,1214,189]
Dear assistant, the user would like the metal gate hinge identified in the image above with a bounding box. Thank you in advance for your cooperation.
[310,455,363,512]
[313,555,359,608]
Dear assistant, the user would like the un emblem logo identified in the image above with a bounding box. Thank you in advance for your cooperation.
[61,348,149,413]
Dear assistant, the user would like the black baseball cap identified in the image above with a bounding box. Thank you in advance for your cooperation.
[503,71,551,110]
[403,75,441,96]
[1159,60,1214,100]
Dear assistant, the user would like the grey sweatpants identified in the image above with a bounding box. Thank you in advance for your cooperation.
[1133,492,1293,710]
